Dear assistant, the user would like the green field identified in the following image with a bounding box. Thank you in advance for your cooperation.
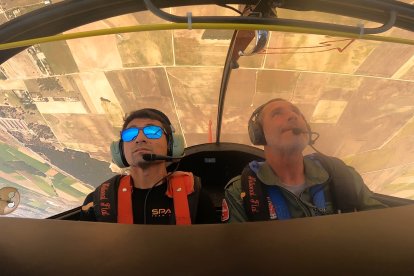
[27,200,45,209]
[0,163,15,174]
[52,173,86,198]
[30,175,56,196]
[13,175,25,180]
[0,144,16,162]
[0,176,21,187]
[0,143,85,198]
[0,173,55,197]
[0,143,50,173]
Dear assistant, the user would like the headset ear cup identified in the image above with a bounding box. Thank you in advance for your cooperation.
[248,104,267,145]
[170,133,185,157]
[248,120,266,145]
[110,140,129,168]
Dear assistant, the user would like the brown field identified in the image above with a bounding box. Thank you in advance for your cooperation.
[43,113,117,161]
[1,0,40,9]
[39,41,79,74]
[0,79,27,90]
[65,22,123,71]
[118,30,174,67]
[78,71,123,116]
[106,68,171,112]
[2,51,42,79]
[174,29,229,66]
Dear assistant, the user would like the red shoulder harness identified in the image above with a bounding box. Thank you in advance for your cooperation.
[117,172,195,225]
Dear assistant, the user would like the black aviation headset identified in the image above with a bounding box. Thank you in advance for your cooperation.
[248,98,317,146]
[110,108,185,168]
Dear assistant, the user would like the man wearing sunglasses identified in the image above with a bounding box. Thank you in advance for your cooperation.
[80,108,216,224]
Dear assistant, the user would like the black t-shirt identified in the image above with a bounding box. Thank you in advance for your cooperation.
[80,180,217,224]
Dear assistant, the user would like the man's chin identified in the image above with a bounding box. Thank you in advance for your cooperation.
[287,142,307,152]
[132,158,163,167]
[269,141,307,153]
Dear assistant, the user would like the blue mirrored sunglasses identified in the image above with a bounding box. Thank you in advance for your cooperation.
[121,125,165,142]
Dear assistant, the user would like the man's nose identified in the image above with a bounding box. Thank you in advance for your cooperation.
[135,130,147,143]
[287,111,299,121]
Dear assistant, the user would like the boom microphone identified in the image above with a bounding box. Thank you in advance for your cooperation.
[291,127,320,146]
[142,154,184,161]
[292,128,306,135]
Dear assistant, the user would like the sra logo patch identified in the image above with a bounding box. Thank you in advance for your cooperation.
[152,208,172,217]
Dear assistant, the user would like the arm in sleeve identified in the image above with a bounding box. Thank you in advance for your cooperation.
[78,192,97,221]
[224,176,249,223]
[348,166,388,210]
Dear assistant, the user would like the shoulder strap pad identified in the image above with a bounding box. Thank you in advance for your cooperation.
[166,171,195,197]
[93,175,123,222]
[166,171,195,225]
[117,175,133,224]
[240,163,269,221]
[307,153,359,212]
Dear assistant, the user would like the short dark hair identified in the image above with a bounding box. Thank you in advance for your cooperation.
[122,108,172,135]
[122,108,175,155]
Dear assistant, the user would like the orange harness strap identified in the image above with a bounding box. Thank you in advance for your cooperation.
[117,173,194,224]
[166,172,194,225]
[117,175,133,224]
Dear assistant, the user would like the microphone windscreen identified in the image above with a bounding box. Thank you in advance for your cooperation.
[292,128,303,135]
[142,154,157,161]
[142,154,175,161]
[142,154,184,161]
